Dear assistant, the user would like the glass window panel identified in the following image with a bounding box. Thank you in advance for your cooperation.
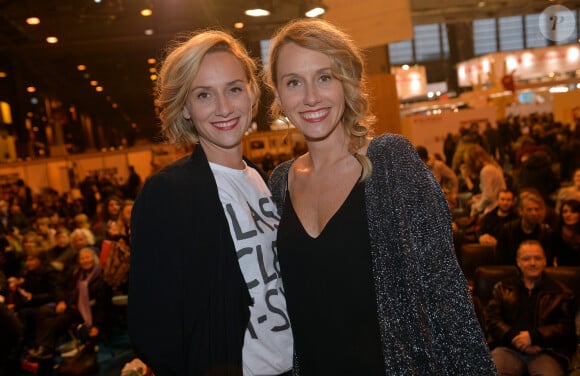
[525,13,548,48]
[499,15,524,51]
[414,24,441,62]
[474,18,497,56]
[389,39,414,65]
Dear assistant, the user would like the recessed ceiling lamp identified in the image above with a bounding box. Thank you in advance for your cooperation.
[77,65,87,71]
[140,1,153,17]
[144,29,154,35]
[477,1,485,7]
[304,1,327,18]
[234,22,245,29]
[245,0,271,17]
[26,16,40,25]
[46,36,58,44]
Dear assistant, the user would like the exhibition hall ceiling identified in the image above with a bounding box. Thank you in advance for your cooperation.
[0,0,578,130]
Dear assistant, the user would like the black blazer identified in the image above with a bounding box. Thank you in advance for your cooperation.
[129,145,265,376]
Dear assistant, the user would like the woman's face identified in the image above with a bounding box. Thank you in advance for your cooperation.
[275,42,345,142]
[107,200,121,217]
[78,249,95,271]
[121,204,133,223]
[182,51,254,162]
[562,204,580,226]
[71,234,88,250]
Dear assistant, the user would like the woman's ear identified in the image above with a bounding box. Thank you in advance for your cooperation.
[182,106,191,120]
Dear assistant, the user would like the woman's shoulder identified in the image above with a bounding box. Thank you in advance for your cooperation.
[367,133,417,164]
[269,159,293,191]
[367,133,415,155]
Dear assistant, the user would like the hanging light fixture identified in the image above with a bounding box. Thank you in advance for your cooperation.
[304,0,327,17]
[245,0,271,17]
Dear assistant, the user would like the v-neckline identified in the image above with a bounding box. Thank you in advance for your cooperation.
[286,178,361,240]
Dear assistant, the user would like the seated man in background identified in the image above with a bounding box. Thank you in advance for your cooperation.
[478,189,518,246]
[485,240,575,376]
[496,189,554,265]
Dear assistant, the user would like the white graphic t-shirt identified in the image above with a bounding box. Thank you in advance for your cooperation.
[210,162,293,376]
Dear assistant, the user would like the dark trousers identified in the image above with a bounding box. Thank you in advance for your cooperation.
[35,305,81,349]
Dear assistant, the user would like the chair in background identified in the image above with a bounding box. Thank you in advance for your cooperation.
[457,243,497,282]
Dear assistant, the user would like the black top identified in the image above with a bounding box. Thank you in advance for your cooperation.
[278,181,385,375]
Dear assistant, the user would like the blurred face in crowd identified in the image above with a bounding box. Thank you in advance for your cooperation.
[574,170,580,189]
[497,191,514,213]
[0,200,8,215]
[517,242,546,280]
[25,254,41,271]
[107,199,121,218]
[121,203,133,222]
[71,233,89,250]
[519,198,543,228]
[55,232,70,248]
[562,204,579,226]
[78,248,96,271]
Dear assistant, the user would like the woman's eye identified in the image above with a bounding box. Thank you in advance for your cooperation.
[320,74,332,82]
[196,92,210,100]
[286,79,300,87]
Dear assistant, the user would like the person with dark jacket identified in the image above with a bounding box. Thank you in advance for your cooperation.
[485,240,575,375]
[478,189,518,246]
[496,190,555,265]
[28,247,111,360]
[129,30,292,375]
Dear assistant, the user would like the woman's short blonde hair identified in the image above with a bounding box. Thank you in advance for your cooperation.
[264,19,375,180]
[157,30,260,146]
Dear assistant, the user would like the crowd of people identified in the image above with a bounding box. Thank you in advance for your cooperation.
[421,113,580,374]
[0,171,138,374]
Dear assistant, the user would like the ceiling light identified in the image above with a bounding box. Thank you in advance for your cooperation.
[26,86,36,93]
[96,86,104,92]
[245,8,270,16]
[77,65,87,71]
[0,72,7,78]
[90,80,98,86]
[140,8,153,16]
[305,7,325,17]
[234,22,245,29]
[147,58,156,64]
[144,29,154,36]
[245,0,271,17]
[304,0,327,17]
[26,16,40,25]
[46,36,58,44]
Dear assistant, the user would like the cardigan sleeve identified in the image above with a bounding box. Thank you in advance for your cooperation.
[365,134,497,375]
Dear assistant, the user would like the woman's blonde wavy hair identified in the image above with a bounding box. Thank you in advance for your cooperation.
[156,30,260,146]
[264,18,375,181]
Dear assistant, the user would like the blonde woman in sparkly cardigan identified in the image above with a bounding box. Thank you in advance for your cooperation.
[266,18,497,375]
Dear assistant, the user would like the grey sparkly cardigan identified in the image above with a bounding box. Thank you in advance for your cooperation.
[269,134,497,375]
